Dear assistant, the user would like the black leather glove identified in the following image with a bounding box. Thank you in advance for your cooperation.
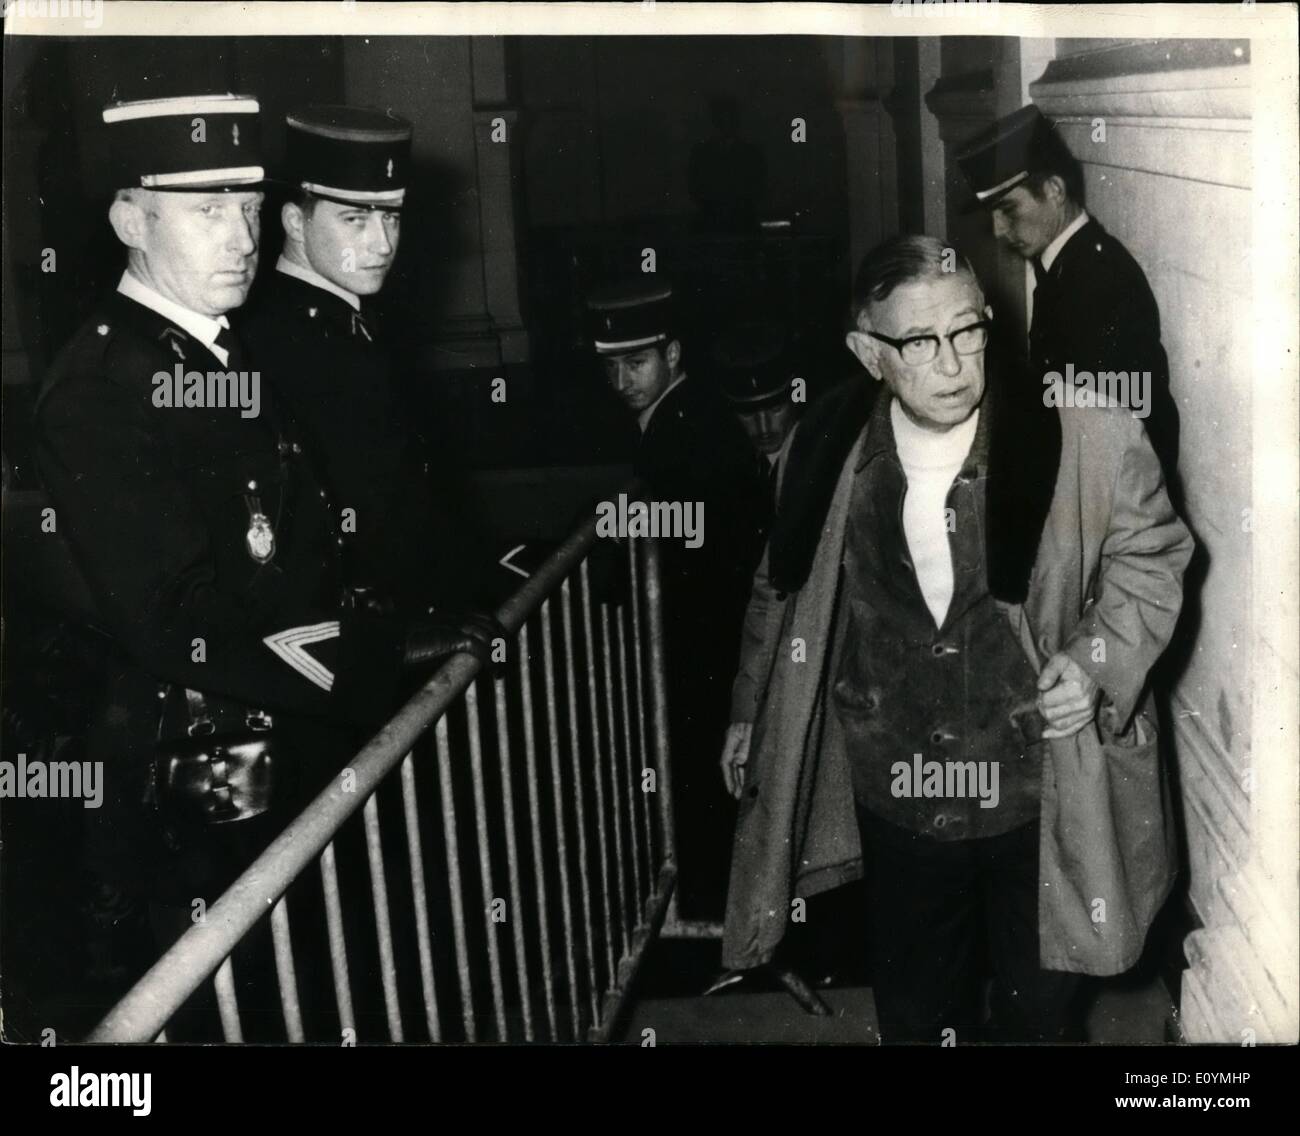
[403,611,506,669]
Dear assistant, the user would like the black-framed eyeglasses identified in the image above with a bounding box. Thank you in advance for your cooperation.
[868,319,992,366]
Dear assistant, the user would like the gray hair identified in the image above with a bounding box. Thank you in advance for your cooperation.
[850,234,981,326]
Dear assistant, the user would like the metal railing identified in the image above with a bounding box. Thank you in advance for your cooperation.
[89,495,683,1044]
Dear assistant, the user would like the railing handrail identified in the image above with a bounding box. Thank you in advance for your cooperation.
[89,478,646,1043]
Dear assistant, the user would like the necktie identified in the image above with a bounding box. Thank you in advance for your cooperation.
[214,325,249,372]
[1031,256,1048,289]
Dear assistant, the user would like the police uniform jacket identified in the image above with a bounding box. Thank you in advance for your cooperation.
[1031,216,1179,480]
[635,374,767,670]
[238,269,486,615]
[35,291,409,900]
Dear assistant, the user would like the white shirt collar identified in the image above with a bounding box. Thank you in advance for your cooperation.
[116,270,230,363]
[1040,209,1090,274]
[276,254,361,311]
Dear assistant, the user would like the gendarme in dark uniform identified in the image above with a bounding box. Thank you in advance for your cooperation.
[714,321,802,570]
[34,96,496,919]
[956,104,1180,491]
[587,281,766,920]
[239,105,486,617]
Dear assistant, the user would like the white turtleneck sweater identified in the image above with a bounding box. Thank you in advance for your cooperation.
[891,399,980,629]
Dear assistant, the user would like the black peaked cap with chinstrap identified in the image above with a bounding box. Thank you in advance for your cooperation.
[714,322,794,411]
[954,104,1075,212]
[286,104,413,210]
[585,279,676,356]
[102,93,265,192]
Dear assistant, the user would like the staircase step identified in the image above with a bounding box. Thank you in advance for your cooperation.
[620,986,878,1044]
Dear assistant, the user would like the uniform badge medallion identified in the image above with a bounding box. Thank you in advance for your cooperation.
[246,510,276,562]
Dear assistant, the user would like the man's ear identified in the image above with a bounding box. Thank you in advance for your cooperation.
[108,196,147,252]
[665,338,682,371]
[1042,174,1067,207]
[281,201,306,245]
[844,328,882,379]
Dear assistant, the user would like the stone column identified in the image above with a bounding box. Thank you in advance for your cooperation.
[833,37,900,278]
[923,41,1027,343]
[470,38,529,364]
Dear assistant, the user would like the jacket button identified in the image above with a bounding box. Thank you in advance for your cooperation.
[292,443,302,455]
[933,814,948,830]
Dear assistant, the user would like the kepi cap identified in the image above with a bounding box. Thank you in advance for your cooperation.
[102,93,264,191]
[714,322,793,411]
[954,104,1074,212]
[586,279,675,356]
[286,105,413,209]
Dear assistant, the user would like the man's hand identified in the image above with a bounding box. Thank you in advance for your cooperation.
[1036,652,1102,740]
[404,611,506,669]
[720,721,753,799]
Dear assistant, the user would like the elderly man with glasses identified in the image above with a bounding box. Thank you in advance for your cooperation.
[720,234,1192,1043]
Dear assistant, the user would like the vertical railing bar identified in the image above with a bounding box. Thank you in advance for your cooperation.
[213,957,243,1043]
[270,897,304,1042]
[518,622,559,1041]
[642,537,679,869]
[399,752,442,1042]
[362,794,404,1042]
[434,714,477,1042]
[627,534,657,889]
[319,840,355,1037]
[540,598,582,1040]
[465,682,509,1040]
[560,577,601,1029]
[493,673,536,1042]
[614,605,647,919]
[579,560,621,976]
[599,602,634,950]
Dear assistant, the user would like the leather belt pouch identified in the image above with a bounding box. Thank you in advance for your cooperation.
[148,687,279,825]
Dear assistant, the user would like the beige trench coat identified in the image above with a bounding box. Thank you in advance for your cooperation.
[722,391,1193,976]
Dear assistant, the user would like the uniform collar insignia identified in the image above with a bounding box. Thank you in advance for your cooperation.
[159,326,188,361]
